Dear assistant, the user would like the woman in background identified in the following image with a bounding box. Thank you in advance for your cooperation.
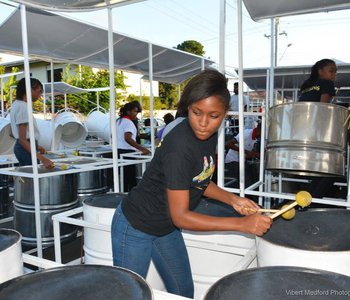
[117,102,150,192]
[299,58,337,103]
[10,78,53,168]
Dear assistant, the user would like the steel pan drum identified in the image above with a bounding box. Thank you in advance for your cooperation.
[256,209,350,276]
[204,266,350,300]
[0,265,153,300]
[266,102,348,176]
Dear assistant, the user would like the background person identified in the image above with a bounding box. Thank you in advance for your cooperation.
[156,112,174,142]
[224,122,261,190]
[116,102,151,192]
[299,58,337,103]
[111,69,271,298]
[10,78,53,168]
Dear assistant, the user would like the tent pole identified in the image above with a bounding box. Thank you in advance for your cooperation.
[50,61,55,150]
[237,0,245,197]
[148,43,155,155]
[217,0,226,188]
[20,4,43,258]
[107,6,119,193]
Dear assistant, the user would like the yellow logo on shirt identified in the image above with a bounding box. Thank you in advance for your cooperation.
[193,156,215,183]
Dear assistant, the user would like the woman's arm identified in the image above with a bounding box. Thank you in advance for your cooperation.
[18,124,53,168]
[124,132,151,154]
[167,189,272,236]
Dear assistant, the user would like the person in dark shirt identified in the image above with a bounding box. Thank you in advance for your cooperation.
[111,69,272,298]
[299,59,338,198]
[299,58,337,103]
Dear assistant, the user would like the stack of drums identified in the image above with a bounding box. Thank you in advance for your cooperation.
[0,229,23,284]
[204,266,350,300]
[266,102,348,176]
[256,208,350,276]
[13,166,79,247]
[0,166,10,218]
[0,265,153,300]
[58,158,108,205]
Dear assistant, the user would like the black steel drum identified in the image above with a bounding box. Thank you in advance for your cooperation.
[263,208,350,251]
[0,265,153,300]
[193,198,240,217]
[204,266,350,300]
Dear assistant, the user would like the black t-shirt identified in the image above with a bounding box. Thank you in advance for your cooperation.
[299,79,335,102]
[122,118,217,236]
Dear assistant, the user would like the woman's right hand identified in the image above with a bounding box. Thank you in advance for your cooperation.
[41,156,54,169]
[141,148,151,155]
[239,213,272,236]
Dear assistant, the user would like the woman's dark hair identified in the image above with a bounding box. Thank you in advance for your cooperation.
[16,77,43,100]
[177,69,230,117]
[119,102,139,117]
[300,59,336,91]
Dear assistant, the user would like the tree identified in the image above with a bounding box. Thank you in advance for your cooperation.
[159,40,205,109]
[62,65,127,115]
[176,40,205,56]
[0,66,20,113]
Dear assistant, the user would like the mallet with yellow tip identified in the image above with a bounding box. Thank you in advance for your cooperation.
[270,191,312,220]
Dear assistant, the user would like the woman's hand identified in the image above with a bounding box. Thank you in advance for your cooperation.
[230,195,260,216]
[141,148,151,155]
[239,214,272,236]
[41,156,54,169]
[37,145,46,154]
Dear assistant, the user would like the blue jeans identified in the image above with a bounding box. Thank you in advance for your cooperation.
[14,140,38,166]
[111,205,194,298]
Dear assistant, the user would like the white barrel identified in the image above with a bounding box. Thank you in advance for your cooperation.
[85,110,110,143]
[82,193,166,292]
[36,119,63,151]
[55,112,87,148]
[0,229,24,283]
[0,117,15,154]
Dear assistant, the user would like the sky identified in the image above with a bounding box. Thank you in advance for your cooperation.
[1,0,350,70]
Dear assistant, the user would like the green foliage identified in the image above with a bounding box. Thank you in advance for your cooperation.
[125,94,165,111]
[176,40,205,56]
[159,40,205,109]
[61,65,127,115]
[0,67,20,112]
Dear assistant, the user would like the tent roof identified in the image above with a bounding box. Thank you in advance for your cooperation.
[42,82,109,95]
[11,0,146,11]
[241,64,350,91]
[0,7,213,84]
[243,0,350,21]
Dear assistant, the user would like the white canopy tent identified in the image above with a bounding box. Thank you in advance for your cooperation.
[243,0,350,21]
[0,0,215,258]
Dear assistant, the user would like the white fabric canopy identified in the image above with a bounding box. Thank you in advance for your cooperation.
[0,7,213,84]
[243,0,350,21]
[241,64,350,91]
[12,0,146,11]
[42,82,109,95]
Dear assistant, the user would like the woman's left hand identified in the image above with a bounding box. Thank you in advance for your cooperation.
[37,146,46,154]
[230,195,260,216]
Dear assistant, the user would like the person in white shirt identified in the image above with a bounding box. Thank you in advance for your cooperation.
[229,82,258,132]
[224,122,261,190]
[10,78,53,168]
[117,102,150,191]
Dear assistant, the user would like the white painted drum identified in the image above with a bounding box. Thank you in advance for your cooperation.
[0,229,24,283]
[85,110,110,143]
[0,117,15,154]
[184,199,256,300]
[256,208,350,276]
[36,118,63,151]
[82,193,166,292]
[55,111,87,148]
